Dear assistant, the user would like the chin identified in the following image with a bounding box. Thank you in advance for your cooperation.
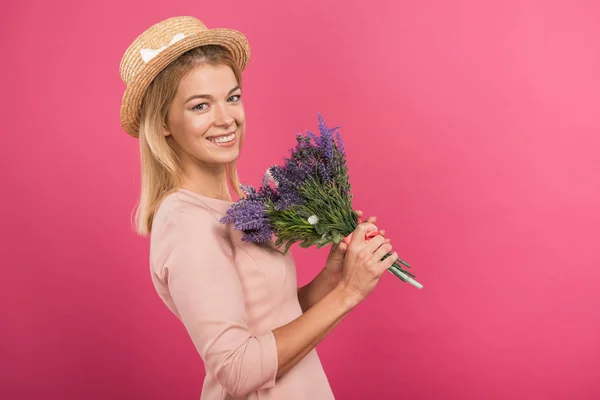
[215,149,240,165]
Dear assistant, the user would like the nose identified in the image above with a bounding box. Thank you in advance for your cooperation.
[213,102,235,128]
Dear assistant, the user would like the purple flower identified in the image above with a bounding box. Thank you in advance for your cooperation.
[275,192,304,211]
[220,181,281,243]
[241,226,274,243]
[317,113,340,163]
[335,130,345,156]
[220,200,269,232]
[240,183,257,197]
[220,113,351,244]
[305,129,319,147]
[269,163,308,208]
[298,113,343,183]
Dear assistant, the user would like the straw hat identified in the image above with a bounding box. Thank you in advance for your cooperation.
[119,16,251,138]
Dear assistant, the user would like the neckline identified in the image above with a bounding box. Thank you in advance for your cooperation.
[177,188,235,215]
[178,188,234,204]
[177,188,284,251]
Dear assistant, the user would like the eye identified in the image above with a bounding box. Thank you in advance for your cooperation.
[228,94,241,102]
[192,103,208,111]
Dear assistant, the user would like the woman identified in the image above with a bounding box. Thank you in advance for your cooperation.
[119,16,399,400]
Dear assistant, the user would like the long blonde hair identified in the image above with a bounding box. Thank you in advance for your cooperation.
[132,45,245,236]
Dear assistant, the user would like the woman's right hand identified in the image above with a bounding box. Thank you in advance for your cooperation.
[337,221,398,307]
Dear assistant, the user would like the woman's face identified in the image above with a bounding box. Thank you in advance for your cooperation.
[165,63,244,168]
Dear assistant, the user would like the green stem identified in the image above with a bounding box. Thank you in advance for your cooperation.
[388,264,423,289]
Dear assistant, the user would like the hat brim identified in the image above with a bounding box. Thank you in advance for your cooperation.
[120,28,250,138]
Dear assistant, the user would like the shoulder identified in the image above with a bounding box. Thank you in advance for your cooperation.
[154,190,228,238]
[150,190,231,272]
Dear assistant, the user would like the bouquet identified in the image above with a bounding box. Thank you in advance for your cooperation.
[220,114,422,289]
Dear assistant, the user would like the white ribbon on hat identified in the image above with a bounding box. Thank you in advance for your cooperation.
[140,32,186,63]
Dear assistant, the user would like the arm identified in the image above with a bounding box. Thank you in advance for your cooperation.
[161,207,356,396]
[161,209,281,397]
[297,267,339,313]
[276,284,355,379]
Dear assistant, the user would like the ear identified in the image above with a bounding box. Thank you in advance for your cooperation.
[163,127,171,137]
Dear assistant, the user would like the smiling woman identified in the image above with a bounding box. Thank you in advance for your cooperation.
[133,44,248,235]
[119,15,390,400]
[162,63,244,182]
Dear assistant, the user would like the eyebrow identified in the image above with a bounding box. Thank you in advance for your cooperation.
[185,86,241,103]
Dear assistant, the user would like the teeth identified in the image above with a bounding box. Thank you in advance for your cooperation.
[209,133,235,143]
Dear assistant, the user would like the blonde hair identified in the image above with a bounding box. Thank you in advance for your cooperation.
[132,45,245,236]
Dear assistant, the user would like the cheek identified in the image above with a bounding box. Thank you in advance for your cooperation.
[233,105,246,124]
[188,115,212,137]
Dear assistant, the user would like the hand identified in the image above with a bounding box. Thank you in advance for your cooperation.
[323,210,389,286]
[337,221,399,307]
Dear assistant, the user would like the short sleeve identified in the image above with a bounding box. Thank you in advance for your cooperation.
[158,206,279,397]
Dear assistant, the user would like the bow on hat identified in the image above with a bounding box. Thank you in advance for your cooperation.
[140,32,185,63]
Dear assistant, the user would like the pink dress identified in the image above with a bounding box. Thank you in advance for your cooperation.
[149,188,336,399]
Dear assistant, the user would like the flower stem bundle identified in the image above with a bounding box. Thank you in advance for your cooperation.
[220,114,422,289]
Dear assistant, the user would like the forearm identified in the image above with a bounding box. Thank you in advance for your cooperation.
[297,268,339,313]
[273,284,355,379]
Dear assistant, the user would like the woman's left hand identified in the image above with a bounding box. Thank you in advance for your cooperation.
[323,210,389,286]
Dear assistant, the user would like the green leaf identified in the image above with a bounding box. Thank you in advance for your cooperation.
[296,208,313,219]
[332,232,343,244]
[315,223,325,235]
[283,240,295,255]
[299,239,313,248]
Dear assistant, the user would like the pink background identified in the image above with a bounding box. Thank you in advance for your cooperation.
[2,0,600,399]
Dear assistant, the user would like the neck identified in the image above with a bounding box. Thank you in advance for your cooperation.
[179,162,233,202]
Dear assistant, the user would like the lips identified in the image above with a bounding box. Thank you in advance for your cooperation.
[207,133,237,148]
[207,130,236,139]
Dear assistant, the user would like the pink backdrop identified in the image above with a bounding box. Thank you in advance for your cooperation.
[3,0,600,398]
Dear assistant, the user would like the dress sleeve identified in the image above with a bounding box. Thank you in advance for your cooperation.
[159,207,279,397]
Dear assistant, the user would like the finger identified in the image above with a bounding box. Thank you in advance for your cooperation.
[339,242,348,252]
[358,222,378,235]
[351,222,378,245]
[371,241,393,264]
[378,252,399,273]
[364,234,386,255]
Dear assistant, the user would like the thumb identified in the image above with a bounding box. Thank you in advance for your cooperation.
[338,242,348,252]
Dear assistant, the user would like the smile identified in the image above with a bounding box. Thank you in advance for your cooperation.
[208,133,235,143]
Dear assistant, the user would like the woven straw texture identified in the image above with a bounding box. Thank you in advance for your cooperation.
[119,16,251,138]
